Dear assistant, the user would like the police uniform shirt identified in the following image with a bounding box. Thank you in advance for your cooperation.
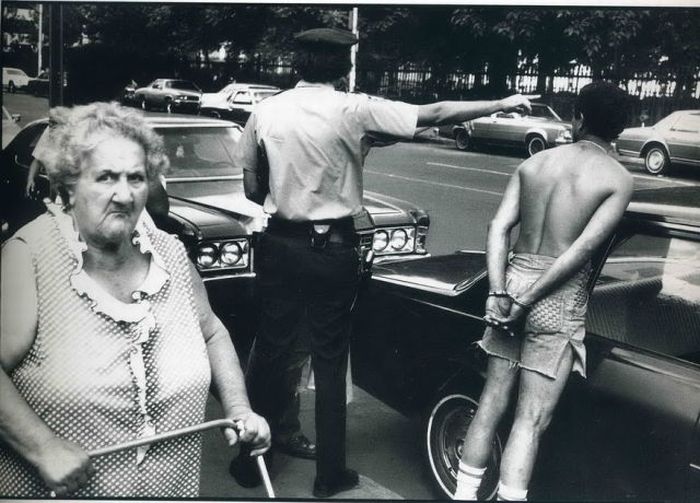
[236,81,419,221]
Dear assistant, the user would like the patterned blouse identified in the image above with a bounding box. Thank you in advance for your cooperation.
[0,204,211,497]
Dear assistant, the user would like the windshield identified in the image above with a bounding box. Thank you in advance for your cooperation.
[166,80,200,92]
[158,126,243,179]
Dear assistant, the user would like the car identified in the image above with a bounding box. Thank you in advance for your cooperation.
[134,79,202,114]
[2,67,31,93]
[2,106,21,149]
[350,185,700,501]
[452,103,573,157]
[27,70,49,97]
[615,109,700,175]
[199,83,281,124]
[0,114,430,357]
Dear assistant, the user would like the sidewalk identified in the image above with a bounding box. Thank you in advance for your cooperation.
[199,388,412,500]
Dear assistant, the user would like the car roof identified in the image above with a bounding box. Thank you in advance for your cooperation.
[627,186,700,227]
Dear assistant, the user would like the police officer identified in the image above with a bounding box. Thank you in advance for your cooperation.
[232,27,532,497]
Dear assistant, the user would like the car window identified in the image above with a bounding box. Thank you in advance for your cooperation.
[670,114,700,133]
[653,113,680,130]
[529,105,561,121]
[496,112,517,119]
[159,126,243,179]
[231,92,252,105]
[253,90,278,102]
[586,232,700,364]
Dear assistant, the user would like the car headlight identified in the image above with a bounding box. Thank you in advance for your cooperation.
[373,227,416,256]
[195,239,250,271]
[196,244,218,268]
[557,129,572,142]
[220,241,243,265]
[373,230,389,252]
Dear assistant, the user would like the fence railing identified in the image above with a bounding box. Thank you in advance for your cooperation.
[232,60,700,127]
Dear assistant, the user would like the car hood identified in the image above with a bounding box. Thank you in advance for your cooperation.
[166,178,424,228]
[371,251,487,296]
[168,197,253,240]
[201,92,227,107]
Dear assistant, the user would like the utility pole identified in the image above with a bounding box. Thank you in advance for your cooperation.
[48,2,64,107]
[348,7,358,93]
[37,3,43,75]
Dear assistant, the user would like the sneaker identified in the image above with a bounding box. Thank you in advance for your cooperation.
[274,433,317,460]
[313,468,359,498]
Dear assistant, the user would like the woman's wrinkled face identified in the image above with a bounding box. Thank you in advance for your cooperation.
[68,135,149,247]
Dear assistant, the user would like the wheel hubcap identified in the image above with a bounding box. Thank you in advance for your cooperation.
[529,138,545,155]
[648,151,664,171]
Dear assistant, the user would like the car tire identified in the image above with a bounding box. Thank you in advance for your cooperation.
[8,81,16,93]
[454,129,471,151]
[526,135,547,157]
[644,145,670,175]
[140,98,149,111]
[424,392,502,500]
[165,101,173,114]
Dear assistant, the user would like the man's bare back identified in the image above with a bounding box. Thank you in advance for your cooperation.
[514,141,632,258]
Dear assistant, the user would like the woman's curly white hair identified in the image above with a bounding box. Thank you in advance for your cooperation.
[44,102,169,201]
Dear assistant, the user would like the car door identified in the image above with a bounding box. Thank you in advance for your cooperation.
[666,113,700,165]
[149,81,164,106]
[488,112,522,145]
[539,227,700,501]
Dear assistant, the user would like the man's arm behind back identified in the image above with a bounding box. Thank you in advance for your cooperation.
[516,156,633,306]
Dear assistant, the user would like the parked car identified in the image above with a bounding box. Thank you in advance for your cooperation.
[2,67,30,93]
[2,106,21,149]
[134,79,202,113]
[615,109,700,175]
[199,83,281,124]
[0,114,430,356]
[453,103,572,157]
[351,185,700,501]
[26,70,50,97]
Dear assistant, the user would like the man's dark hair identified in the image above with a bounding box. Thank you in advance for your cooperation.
[574,81,630,142]
[293,44,351,84]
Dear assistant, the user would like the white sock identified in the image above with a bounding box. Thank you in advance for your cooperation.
[454,461,486,500]
[496,482,528,501]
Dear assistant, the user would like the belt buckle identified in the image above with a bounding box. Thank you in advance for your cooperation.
[311,224,331,249]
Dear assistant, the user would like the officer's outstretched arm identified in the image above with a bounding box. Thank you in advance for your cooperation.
[417,94,533,127]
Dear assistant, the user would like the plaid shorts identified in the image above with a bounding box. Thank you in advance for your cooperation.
[477,253,592,379]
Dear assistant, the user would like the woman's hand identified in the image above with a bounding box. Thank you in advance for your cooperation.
[25,178,36,197]
[223,411,271,457]
[33,437,94,496]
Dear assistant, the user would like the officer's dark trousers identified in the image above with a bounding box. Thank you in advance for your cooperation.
[246,229,359,483]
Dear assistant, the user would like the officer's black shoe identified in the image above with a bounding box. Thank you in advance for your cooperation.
[229,451,273,488]
[313,468,359,498]
[274,433,317,460]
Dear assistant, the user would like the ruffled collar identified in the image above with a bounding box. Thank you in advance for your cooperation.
[48,203,170,323]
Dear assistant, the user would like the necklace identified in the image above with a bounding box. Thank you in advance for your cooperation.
[579,139,610,154]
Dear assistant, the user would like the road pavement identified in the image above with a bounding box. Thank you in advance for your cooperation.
[363,138,699,255]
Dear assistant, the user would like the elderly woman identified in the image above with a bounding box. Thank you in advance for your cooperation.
[0,102,270,498]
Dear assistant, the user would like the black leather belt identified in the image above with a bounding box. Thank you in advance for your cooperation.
[267,217,358,248]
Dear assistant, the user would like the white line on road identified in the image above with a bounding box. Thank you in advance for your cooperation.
[631,173,694,186]
[365,170,503,196]
[426,161,512,176]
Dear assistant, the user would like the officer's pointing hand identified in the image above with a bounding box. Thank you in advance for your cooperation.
[499,94,534,115]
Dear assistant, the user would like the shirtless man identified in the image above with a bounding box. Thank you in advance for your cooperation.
[454,82,633,501]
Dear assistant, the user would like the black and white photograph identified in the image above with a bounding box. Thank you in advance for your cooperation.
[1,0,699,500]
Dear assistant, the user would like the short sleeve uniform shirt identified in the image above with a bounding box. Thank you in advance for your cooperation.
[235,81,419,221]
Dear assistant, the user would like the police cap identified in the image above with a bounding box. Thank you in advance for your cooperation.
[294,28,358,47]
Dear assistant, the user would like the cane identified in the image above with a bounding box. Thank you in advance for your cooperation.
[84,418,275,498]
